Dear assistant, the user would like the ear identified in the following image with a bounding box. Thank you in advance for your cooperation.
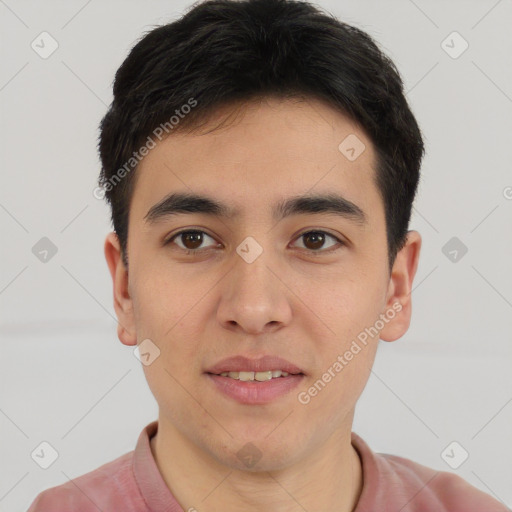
[104,231,137,346]
[379,230,422,342]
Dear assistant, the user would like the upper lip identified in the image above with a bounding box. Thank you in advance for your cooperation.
[205,355,305,375]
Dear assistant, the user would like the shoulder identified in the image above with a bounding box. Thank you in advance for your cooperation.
[382,452,508,511]
[351,433,508,512]
[26,451,145,511]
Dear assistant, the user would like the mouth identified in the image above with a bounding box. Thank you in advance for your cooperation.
[204,355,306,405]
[204,354,306,377]
[206,369,303,381]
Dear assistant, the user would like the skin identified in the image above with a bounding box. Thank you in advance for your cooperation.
[104,96,421,512]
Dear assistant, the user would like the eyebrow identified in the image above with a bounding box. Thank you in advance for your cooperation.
[143,191,367,226]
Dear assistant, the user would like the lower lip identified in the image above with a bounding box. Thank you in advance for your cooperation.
[206,373,305,405]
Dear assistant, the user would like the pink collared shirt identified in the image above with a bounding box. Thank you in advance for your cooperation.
[27,420,508,511]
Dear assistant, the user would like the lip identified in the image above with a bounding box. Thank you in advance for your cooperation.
[205,355,305,375]
[206,373,305,405]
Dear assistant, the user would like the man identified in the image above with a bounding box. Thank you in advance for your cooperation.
[27,0,508,510]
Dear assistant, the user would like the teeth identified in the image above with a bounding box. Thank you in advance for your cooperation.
[218,370,291,380]
[255,371,273,381]
[239,371,254,381]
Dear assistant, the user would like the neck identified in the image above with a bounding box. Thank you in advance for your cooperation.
[150,417,363,512]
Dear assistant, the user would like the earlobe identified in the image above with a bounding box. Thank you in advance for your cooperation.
[117,323,137,346]
[379,230,422,343]
[104,232,137,346]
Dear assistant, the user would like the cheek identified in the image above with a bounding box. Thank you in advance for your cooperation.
[298,338,378,428]
[142,358,202,435]
[132,270,209,376]
[132,267,188,334]
[320,277,386,342]
[304,277,384,403]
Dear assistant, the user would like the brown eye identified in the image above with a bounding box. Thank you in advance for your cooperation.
[181,231,204,249]
[293,230,343,252]
[166,230,217,252]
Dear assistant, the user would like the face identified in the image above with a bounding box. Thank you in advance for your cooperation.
[105,96,421,471]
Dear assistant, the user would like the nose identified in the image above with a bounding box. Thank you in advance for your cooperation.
[217,247,292,335]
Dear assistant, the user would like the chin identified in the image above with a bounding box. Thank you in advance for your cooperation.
[212,436,300,473]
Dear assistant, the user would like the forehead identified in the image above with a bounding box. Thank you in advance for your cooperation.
[130,97,381,227]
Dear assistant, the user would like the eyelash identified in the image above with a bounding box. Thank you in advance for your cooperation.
[164,229,345,256]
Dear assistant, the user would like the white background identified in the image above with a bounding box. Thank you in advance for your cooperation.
[1,0,511,510]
